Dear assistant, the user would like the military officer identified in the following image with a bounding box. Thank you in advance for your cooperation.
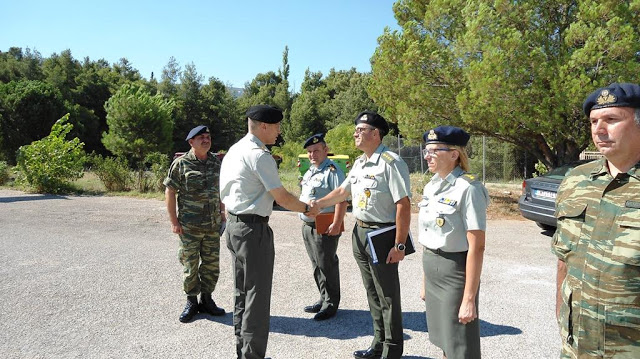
[552,83,640,358]
[313,111,411,359]
[418,126,489,359]
[299,133,348,321]
[164,125,226,323]
[220,105,319,359]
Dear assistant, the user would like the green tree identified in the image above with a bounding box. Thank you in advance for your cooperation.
[0,80,68,163]
[370,0,640,168]
[0,47,44,83]
[102,84,174,165]
[16,114,85,193]
[287,69,330,142]
[158,56,181,99]
[201,76,241,151]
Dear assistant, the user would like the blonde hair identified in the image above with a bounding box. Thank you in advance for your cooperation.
[450,145,470,172]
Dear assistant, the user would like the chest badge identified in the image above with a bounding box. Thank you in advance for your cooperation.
[436,215,445,227]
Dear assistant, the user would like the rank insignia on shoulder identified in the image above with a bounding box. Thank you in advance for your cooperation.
[625,200,640,209]
[438,198,457,207]
[381,151,396,164]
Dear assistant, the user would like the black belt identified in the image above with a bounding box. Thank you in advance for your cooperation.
[356,219,394,229]
[424,246,467,255]
[228,213,269,223]
[303,221,316,228]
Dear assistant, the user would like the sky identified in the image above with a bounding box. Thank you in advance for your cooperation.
[1,0,399,92]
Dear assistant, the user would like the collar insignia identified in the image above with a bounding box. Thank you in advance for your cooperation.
[427,129,438,140]
[596,89,616,105]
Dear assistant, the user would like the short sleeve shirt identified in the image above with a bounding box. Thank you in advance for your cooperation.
[299,158,346,222]
[163,149,222,229]
[340,144,411,223]
[219,134,282,217]
[418,166,489,252]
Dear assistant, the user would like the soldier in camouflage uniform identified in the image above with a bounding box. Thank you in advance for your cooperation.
[164,125,226,323]
[552,83,640,358]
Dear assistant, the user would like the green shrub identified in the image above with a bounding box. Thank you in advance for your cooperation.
[16,115,85,193]
[0,161,9,185]
[140,151,169,192]
[89,154,132,192]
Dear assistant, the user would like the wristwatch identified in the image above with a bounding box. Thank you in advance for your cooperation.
[304,204,310,213]
[395,243,406,251]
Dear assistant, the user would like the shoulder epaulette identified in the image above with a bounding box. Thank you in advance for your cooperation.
[381,151,397,164]
[459,173,478,183]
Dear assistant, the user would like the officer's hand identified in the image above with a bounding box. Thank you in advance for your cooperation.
[326,222,341,236]
[458,299,477,325]
[386,247,405,264]
[306,201,320,217]
[171,223,183,235]
[420,282,426,301]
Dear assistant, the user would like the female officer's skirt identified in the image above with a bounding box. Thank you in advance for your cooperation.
[423,247,480,359]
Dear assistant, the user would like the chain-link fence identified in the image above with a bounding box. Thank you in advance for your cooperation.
[384,135,533,183]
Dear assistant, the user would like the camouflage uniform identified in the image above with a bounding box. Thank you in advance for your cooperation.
[551,158,640,358]
[164,149,223,296]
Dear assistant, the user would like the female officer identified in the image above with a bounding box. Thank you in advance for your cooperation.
[418,126,489,359]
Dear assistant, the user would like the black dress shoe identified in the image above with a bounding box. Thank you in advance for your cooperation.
[313,309,336,321]
[179,296,199,323]
[353,347,382,359]
[303,302,322,313]
[199,293,225,316]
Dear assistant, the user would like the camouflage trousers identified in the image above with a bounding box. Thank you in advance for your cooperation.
[178,226,220,296]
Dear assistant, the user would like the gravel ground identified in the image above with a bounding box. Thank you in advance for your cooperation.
[0,189,560,358]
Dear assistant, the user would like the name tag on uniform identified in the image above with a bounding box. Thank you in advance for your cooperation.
[625,200,640,209]
[437,197,457,207]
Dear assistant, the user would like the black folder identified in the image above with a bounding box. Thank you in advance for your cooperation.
[366,225,416,264]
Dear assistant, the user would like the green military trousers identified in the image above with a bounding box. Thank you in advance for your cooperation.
[178,225,221,296]
[225,219,274,359]
[353,223,403,359]
[301,223,341,312]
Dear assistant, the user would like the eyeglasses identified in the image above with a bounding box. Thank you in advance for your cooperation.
[354,127,376,134]
[422,148,453,157]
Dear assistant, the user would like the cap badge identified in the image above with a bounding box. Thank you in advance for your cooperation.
[596,89,616,105]
[313,137,319,144]
[360,114,369,122]
[427,130,438,140]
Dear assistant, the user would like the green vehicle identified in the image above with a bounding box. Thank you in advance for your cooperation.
[297,154,351,177]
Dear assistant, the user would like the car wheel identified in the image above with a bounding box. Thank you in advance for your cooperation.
[536,222,555,231]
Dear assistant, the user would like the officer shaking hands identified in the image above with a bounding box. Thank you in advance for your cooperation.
[299,133,348,321]
[220,105,319,359]
[312,111,411,359]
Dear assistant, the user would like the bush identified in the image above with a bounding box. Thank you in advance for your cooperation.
[0,161,9,185]
[140,152,170,192]
[16,115,85,193]
[89,154,132,192]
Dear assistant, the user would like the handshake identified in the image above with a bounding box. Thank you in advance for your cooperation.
[304,199,322,217]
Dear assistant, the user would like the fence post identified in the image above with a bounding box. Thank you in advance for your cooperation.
[482,135,486,184]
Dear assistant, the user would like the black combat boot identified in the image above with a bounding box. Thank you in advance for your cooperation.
[179,296,199,323]
[199,293,225,316]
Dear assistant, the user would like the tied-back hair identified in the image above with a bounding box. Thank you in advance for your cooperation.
[450,145,470,172]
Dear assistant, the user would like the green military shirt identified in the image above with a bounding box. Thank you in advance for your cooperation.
[418,166,489,252]
[299,158,345,222]
[551,158,640,358]
[340,144,410,223]
[164,149,222,230]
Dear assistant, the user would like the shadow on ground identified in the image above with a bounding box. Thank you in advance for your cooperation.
[0,194,68,203]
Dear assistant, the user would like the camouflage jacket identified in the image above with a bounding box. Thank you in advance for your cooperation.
[163,149,222,230]
[551,158,640,358]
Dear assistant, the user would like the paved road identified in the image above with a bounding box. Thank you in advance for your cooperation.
[0,189,560,358]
